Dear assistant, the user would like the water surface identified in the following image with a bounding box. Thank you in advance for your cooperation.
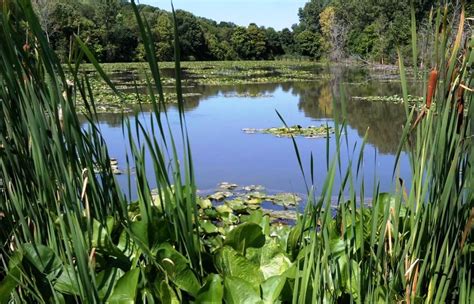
[86,65,418,199]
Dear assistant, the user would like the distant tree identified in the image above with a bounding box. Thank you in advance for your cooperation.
[295,29,323,59]
[246,24,267,60]
[319,6,347,60]
[32,0,57,42]
[231,24,267,60]
[298,0,329,31]
[279,28,296,55]
[175,10,209,60]
[153,14,173,61]
[265,27,284,59]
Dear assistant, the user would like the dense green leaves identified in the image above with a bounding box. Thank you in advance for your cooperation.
[35,0,445,63]
[224,222,266,254]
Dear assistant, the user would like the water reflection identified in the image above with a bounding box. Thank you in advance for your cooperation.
[91,78,413,155]
[83,65,416,197]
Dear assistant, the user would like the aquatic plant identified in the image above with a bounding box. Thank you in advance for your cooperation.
[243,125,334,138]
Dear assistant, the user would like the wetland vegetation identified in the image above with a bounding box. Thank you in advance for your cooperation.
[1,0,473,303]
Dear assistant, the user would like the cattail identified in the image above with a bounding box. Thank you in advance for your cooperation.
[426,69,438,109]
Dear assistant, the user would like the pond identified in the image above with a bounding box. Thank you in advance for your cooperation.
[84,64,419,200]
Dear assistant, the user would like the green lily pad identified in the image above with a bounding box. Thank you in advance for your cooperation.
[268,193,301,208]
[225,199,247,212]
[204,208,219,219]
[243,125,334,139]
[216,204,233,215]
[198,198,212,209]
[209,191,233,201]
[247,191,267,200]
[200,220,219,234]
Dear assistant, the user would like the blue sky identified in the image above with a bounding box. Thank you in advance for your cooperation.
[138,0,308,30]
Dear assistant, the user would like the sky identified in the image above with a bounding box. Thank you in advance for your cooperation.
[138,0,308,30]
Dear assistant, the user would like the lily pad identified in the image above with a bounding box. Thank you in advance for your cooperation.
[216,204,233,215]
[243,125,334,139]
[209,191,233,201]
[267,193,302,208]
[244,198,263,205]
[200,220,219,234]
[225,199,247,212]
[198,198,213,210]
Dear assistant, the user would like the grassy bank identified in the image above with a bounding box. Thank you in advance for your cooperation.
[0,1,472,303]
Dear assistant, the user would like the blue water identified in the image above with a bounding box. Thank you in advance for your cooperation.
[90,80,412,200]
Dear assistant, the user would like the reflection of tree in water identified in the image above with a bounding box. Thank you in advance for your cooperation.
[293,81,334,119]
[344,100,406,154]
[94,65,414,154]
[78,112,128,128]
[165,83,282,112]
[294,77,407,154]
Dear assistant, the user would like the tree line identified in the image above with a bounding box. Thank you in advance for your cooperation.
[33,0,473,63]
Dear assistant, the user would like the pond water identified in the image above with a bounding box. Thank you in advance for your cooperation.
[86,65,419,200]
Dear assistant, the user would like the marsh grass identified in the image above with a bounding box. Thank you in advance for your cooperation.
[0,0,472,303]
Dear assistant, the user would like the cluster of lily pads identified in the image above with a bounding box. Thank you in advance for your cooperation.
[77,79,201,109]
[203,183,301,222]
[222,92,273,98]
[352,94,423,104]
[243,125,334,138]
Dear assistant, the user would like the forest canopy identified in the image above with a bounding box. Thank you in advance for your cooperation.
[33,0,473,63]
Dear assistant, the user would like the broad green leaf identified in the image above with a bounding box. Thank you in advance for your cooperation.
[287,221,303,259]
[198,198,212,209]
[97,268,125,300]
[159,281,180,304]
[130,220,149,247]
[54,265,80,295]
[156,243,200,296]
[261,275,286,303]
[107,268,140,304]
[195,274,223,304]
[92,218,114,248]
[22,243,61,275]
[0,252,23,304]
[260,253,292,280]
[376,193,406,217]
[215,246,264,287]
[224,276,262,304]
[224,222,265,253]
[337,255,361,300]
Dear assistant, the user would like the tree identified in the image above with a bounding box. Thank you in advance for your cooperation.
[265,27,284,59]
[153,14,173,61]
[298,0,329,31]
[175,10,209,60]
[32,0,57,42]
[279,28,296,55]
[319,6,347,60]
[295,30,323,59]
